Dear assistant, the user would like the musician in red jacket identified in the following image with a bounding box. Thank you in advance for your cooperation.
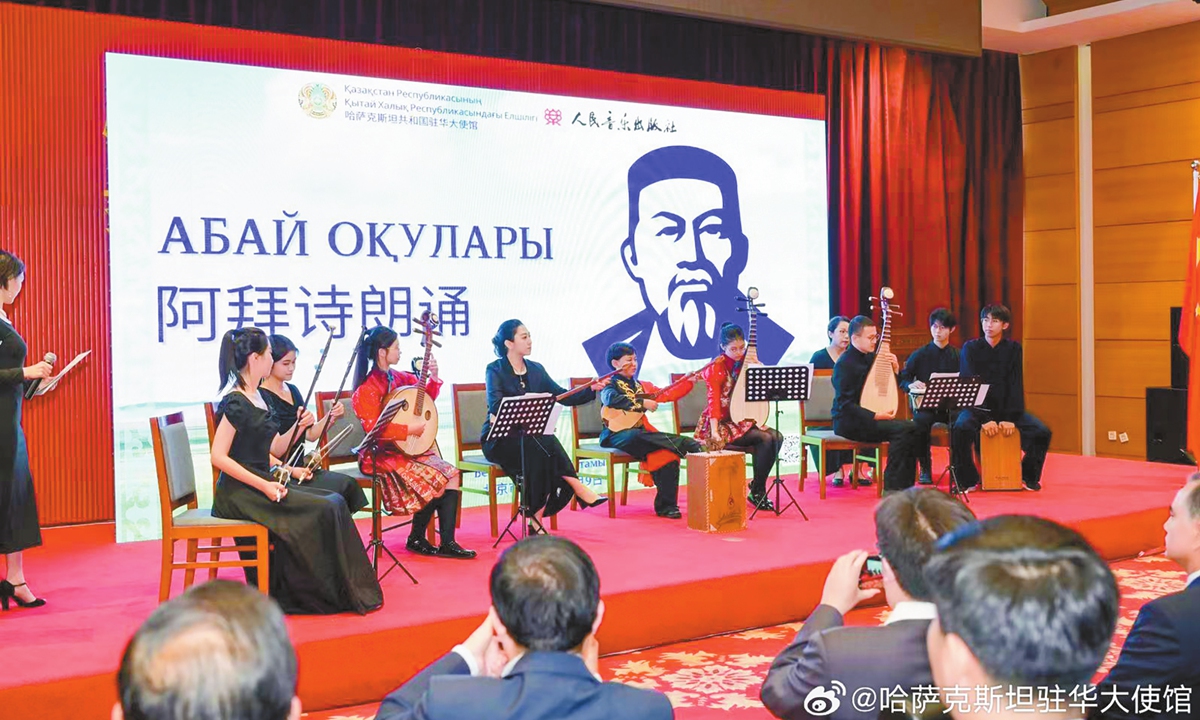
[599,343,703,519]
[694,323,782,512]
[351,325,475,560]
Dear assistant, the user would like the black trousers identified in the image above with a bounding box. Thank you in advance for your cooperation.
[833,419,923,491]
[600,429,701,514]
[911,409,943,474]
[951,411,1051,488]
[727,426,783,496]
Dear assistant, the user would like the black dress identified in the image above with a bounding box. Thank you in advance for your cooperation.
[0,319,40,554]
[481,358,593,517]
[213,392,382,615]
[262,383,368,513]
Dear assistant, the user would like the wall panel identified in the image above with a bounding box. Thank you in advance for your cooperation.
[1095,396,1149,459]
[1095,340,1173,398]
[1025,118,1076,177]
[1021,48,1077,109]
[1027,392,1081,454]
[1094,281,1187,341]
[1025,229,1079,286]
[1024,285,1079,339]
[1093,99,1200,170]
[1024,339,1080,396]
[1094,222,1190,284]
[1026,173,1078,232]
[1094,162,1191,227]
[1093,22,1200,99]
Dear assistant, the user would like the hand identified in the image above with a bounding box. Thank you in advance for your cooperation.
[999,421,1016,436]
[981,421,999,437]
[288,465,313,482]
[704,435,726,452]
[409,419,427,437]
[874,409,895,420]
[296,408,316,430]
[883,353,899,373]
[461,615,497,673]
[425,356,439,382]
[263,481,288,503]
[328,402,345,421]
[819,550,881,616]
[910,380,926,394]
[590,379,607,392]
[581,634,601,678]
[642,399,659,412]
[23,362,52,381]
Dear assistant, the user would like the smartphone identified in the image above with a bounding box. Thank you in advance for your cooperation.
[859,554,884,588]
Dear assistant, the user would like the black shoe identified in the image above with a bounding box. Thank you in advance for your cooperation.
[955,482,978,494]
[918,471,933,485]
[1023,479,1042,491]
[856,477,872,487]
[579,496,609,510]
[436,541,477,559]
[406,536,439,556]
[830,478,845,488]
[0,580,45,611]
[656,507,682,519]
[748,493,776,513]
[526,522,547,536]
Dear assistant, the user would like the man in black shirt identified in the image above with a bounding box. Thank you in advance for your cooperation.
[899,308,960,485]
[951,304,1051,491]
[831,316,924,492]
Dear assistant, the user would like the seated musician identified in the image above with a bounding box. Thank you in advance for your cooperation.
[598,343,702,520]
[898,308,960,485]
[351,325,475,559]
[808,315,856,487]
[831,315,924,493]
[951,304,1051,492]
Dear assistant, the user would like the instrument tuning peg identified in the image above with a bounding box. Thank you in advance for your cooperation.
[430,339,443,348]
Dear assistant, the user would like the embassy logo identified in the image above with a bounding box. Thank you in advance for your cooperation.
[298,83,338,119]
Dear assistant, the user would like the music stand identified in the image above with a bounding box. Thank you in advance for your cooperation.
[744,365,811,520]
[352,395,417,584]
[487,393,559,547]
[918,374,983,502]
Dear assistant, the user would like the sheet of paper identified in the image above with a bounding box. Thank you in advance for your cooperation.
[37,350,91,395]
[976,384,989,406]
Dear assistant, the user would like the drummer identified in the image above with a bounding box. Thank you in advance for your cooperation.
[898,308,959,485]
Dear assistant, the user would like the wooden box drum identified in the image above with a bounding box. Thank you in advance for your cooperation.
[686,451,748,533]
[980,431,1023,491]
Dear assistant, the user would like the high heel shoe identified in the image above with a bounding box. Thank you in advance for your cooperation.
[578,495,609,510]
[0,580,46,610]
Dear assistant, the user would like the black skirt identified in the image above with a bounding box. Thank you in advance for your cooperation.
[482,435,578,517]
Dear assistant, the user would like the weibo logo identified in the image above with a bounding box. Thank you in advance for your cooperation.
[298,83,337,119]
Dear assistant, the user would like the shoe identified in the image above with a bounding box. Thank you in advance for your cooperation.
[526,523,547,536]
[406,536,439,556]
[656,507,682,519]
[1023,479,1042,491]
[748,493,776,513]
[436,541,477,559]
[831,478,845,488]
[856,477,873,487]
[579,496,609,510]
[0,580,46,610]
[918,471,933,485]
[956,483,978,494]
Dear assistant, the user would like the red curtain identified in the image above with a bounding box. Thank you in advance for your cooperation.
[15,0,1024,337]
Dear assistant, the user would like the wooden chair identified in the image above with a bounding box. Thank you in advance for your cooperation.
[569,377,641,517]
[451,383,508,537]
[152,412,268,602]
[315,391,436,543]
[203,400,221,493]
[798,369,887,499]
[669,372,754,479]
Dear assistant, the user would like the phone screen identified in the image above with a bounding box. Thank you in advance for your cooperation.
[859,554,884,589]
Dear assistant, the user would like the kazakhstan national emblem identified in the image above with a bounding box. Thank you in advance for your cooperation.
[298,83,337,119]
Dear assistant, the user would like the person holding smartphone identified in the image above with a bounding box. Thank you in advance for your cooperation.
[761,488,976,720]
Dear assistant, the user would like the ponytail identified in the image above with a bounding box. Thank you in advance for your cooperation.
[218,327,269,391]
[354,325,398,389]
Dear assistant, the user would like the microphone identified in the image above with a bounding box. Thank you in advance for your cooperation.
[25,352,56,400]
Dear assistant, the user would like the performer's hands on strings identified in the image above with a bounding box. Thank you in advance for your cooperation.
[425,356,440,383]
[23,361,52,381]
[408,419,427,437]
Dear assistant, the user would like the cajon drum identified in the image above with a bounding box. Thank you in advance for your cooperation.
[980,431,1023,491]
[686,451,747,533]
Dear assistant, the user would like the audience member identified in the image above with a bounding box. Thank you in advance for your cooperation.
[115,580,300,720]
[376,536,673,720]
[925,516,1119,720]
[761,488,976,720]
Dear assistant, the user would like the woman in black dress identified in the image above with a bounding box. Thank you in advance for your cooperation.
[0,251,51,610]
[482,320,607,531]
[808,315,856,486]
[210,327,382,615]
[261,334,368,513]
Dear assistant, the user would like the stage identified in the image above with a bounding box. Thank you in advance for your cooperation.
[2,453,1188,719]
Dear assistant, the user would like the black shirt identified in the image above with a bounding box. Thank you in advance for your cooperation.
[809,347,839,370]
[481,358,595,443]
[831,344,877,431]
[959,337,1025,422]
[899,342,960,393]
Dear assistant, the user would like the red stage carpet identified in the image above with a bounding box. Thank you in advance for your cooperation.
[1,453,1189,719]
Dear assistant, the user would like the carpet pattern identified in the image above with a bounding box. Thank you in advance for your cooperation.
[304,554,1186,719]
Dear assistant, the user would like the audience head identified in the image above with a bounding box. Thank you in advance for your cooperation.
[115,580,299,720]
[826,316,850,350]
[1164,473,1200,574]
[925,516,1118,699]
[218,328,270,392]
[492,319,528,359]
[874,487,977,606]
[489,536,603,654]
[848,315,877,353]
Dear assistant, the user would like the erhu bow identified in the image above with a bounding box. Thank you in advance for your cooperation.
[274,324,335,484]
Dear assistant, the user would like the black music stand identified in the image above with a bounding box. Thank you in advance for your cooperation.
[744,365,810,520]
[918,374,983,502]
[487,393,559,547]
[352,395,418,584]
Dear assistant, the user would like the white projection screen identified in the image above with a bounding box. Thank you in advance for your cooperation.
[105,52,828,541]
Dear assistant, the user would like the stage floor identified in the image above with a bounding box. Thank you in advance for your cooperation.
[2,453,1189,718]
